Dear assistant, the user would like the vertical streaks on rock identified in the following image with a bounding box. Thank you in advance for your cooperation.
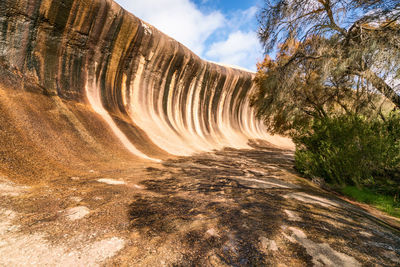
[0,0,293,160]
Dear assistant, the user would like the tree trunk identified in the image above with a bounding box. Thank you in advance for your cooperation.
[363,69,400,108]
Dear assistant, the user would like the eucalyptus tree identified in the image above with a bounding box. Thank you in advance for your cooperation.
[252,0,400,134]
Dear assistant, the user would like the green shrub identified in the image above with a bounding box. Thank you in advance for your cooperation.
[294,113,400,198]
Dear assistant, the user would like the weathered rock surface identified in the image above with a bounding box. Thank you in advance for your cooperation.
[0,143,399,266]
[0,0,399,266]
[0,0,291,161]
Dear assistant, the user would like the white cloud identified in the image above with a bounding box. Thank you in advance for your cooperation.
[115,0,225,55]
[114,0,262,71]
[206,31,262,71]
[232,6,258,28]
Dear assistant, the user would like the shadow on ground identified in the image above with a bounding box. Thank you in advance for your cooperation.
[128,142,400,266]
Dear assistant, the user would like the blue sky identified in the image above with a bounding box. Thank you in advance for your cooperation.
[114,0,264,71]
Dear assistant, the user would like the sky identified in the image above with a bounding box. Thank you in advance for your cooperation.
[114,0,264,71]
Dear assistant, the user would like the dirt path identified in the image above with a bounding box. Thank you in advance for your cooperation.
[0,142,399,266]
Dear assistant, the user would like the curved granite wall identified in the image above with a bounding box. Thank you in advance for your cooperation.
[0,0,291,161]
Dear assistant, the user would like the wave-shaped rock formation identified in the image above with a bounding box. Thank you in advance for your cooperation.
[0,0,291,163]
[1,1,400,266]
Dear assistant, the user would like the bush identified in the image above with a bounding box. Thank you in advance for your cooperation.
[294,113,400,197]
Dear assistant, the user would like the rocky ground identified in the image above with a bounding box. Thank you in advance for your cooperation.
[0,141,399,266]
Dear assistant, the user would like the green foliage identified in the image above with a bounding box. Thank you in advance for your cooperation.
[253,0,400,121]
[254,1,400,217]
[341,186,400,218]
[251,35,393,136]
[294,113,400,196]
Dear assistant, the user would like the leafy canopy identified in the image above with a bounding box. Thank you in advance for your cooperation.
[252,0,400,135]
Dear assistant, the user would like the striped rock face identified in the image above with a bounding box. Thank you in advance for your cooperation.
[0,0,292,161]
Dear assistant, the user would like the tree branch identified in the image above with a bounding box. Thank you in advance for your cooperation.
[318,0,348,36]
[355,69,400,108]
